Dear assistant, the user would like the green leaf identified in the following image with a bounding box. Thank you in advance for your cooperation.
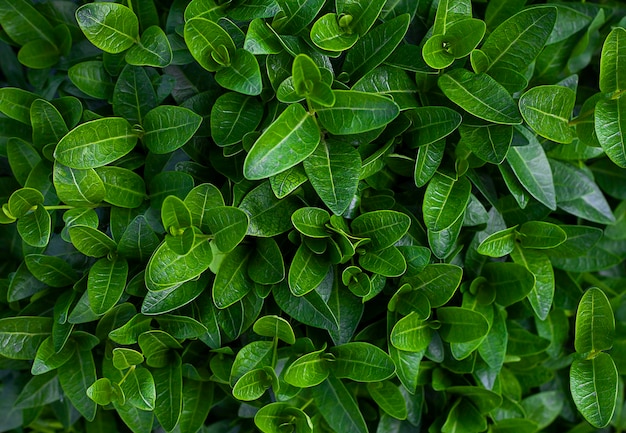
[30,99,69,149]
[600,27,626,94]
[25,254,78,288]
[113,65,157,124]
[215,48,263,96]
[112,348,144,370]
[519,85,576,144]
[155,315,207,339]
[575,287,614,354]
[161,195,192,233]
[145,237,212,291]
[55,118,138,169]
[69,225,117,258]
[337,0,385,36]
[288,244,330,296]
[510,246,554,321]
[291,207,330,238]
[273,0,324,34]
[342,14,410,82]
[126,25,172,67]
[53,162,106,206]
[31,337,75,375]
[0,317,52,360]
[351,210,410,251]
[244,103,320,180]
[253,315,296,344]
[184,183,225,232]
[477,226,517,257]
[152,354,183,432]
[390,312,433,352]
[595,97,626,168]
[143,106,202,154]
[438,69,522,125]
[0,87,39,125]
[213,245,254,308]
[184,17,236,72]
[248,238,285,285]
[58,349,97,421]
[482,262,535,307]
[240,181,301,237]
[423,19,485,69]
[179,380,213,433]
[211,93,263,147]
[570,353,618,428]
[205,206,249,253]
[311,375,368,433]
[14,371,61,409]
[401,263,462,308]
[232,367,274,401]
[76,3,139,54]
[88,257,129,315]
[330,342,395,381]
[68,61,114,101]
[358,246,407,277]
[255,403,313,433]
[518,221,567,249]
[118,215,161,262]
[437,307,489,343]
[120,366,156,411]
[284,346,330,387]
[478,6,556,75]
[303,139,361,215]
[367,381,407,420]
[95,166,146,208]
[0,0,56,47]
[423,173,471,232]
[244,18,283,54]
[87,377,115,406]
[459,122,512,164]
[414,139,445,187]
[8,187,43,218]
[142,275,206,315]
[506,130,556,210]
[408,107,462,148]
[310,13,359,52]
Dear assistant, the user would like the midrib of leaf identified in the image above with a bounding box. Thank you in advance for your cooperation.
[84,13,137,45]
[69,170,97,203]
[346,22,406,75]
[527,105,569,123]
[93,261,118,312]
[253,111,310,168]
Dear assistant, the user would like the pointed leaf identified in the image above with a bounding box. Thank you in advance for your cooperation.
[76,3,139,54]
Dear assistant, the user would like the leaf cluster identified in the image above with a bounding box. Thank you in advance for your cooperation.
[1,0,626,432]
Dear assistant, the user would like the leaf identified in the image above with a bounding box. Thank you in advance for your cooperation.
[478,6,557,74]
[248,238,285,285]
[112,348,144,370]
[599,27,626,94]
[273,0,325,34]
[408,107,462,148]
[367,381,407,420]
[288,244,330,296]
[179,380,213,433]
[240,181,301,237]
[482,262,535,307]
[95,166,146,208]
[120,367,156,411]
[518,221,566,249]
[414,139,445,187]
[506,130,556,210]
[330,342,395,382]
[205,206,249,253]
[284,347,330,387]
[253,315,295,344]
[303,139,361,215]
[232,368,274,401]
[88,257,129,315]
[390,312,433,352]
[76,3,139,54]
[477,226,517,258]
[14,371,61,409]
[519,85,576,144]
[145,237,212,291]
[510,246,554,321]
[143,105,202,154]
[570,353,618,428]
[575,287,614,354]
[423,19,485,69]
[437,307,489,343]
[310,13,359,52]
[401,264,462,308]
[423,173,471,233]
[0,0,56,47]
[113,65,157,124]
[595,97,626,168]
[291,207,330,238]
[243,103,320,180]
[358,246,407,277]
[438,69,522,125]
[342,14,410,82]
[0,87,39,125]
[69,225,117,258]
[55,118,138,169]
[211,93,263,146]
[53,162,106,206]
[215,48,263,96]
[184,17,236,72]
[25,254,78,288]
[152,355,183,432]
[126,25,172,67]
[255,403,313,433]
[30,99,69,148]
[0,317,52,360]
[213,245,254,308]
[311,375,368,433]
[58,349,97,421]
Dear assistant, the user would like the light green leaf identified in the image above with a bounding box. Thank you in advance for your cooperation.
[303,139,361,216]
[600,27,626,94]
[253,315,296,344]
[459,122,512,164]
[438,69,522,125]
[55,118,138,169]
[68,61,115,100]
[423,18,485,69]
[477,226,517,257]
[575,287,614,354]
[69,225,117,258]
[288,244,330,296]
[112,348,144,370]
[401,263,462,308]
[291,207,331,238]
[143,105,202,154]
[126,25,172,67]
[390,312,433,352]
[25,254,78,288]
[595,97,626,168]
[315,90,400,135]
[184,17,235,72]
[330,342,395,382]
[212,245,254,308]
[351,210,410,251]
[95,166,146,208]
[510,246,554,321]
[437,307,489,343]
[423,173,471,232]
[358,246,407,277]
[88,257,129,315]
[244,103,320,180]
[0,87,39,124]
[215,48,263,96]
[414,139,445,187]
[570,353,618,428]
[310,13,359,52]
[75,3,139,54]
[519,85,576,144]
[53,162,106,206]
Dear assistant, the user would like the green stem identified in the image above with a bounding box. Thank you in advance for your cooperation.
[300,398,314,412]
[117,365,136,386]
[44,204,110,211]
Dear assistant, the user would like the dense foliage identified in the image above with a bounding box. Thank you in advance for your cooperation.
[1,0,626,432]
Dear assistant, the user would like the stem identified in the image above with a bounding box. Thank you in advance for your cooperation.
[44,204,110,211]
[300,398,314,411]
[117,365,136,386]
